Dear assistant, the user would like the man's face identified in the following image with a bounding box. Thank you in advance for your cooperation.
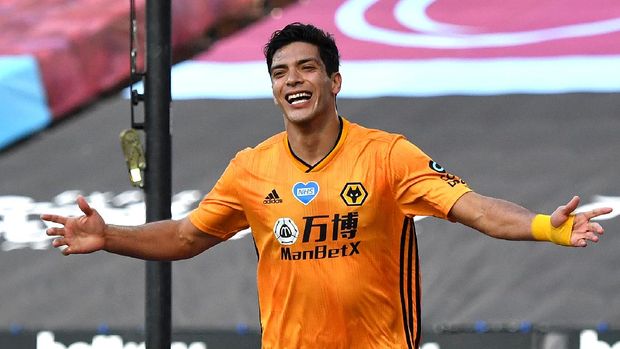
[270,42,341,125]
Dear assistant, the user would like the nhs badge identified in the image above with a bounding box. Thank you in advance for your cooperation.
[292,181,319,205]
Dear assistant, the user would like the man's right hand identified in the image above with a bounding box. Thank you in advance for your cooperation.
[41,195,107,255]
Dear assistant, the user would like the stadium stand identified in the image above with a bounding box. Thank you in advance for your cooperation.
[0,0,291,150]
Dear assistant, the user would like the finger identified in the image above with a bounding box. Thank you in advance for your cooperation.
[571,230,589,246]
[77,195,93,216]
[588,222,605,235]
[583,207,614,220]
[61,246,72,256]
[46,227,65,237]
[573,230,600,246]
[40,214,67,225]
[585,231,600,242]
[561,196,580,215]
[52,237,67,248]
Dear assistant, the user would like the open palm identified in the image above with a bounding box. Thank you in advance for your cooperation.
[550,196,612,247]
[41,196,107,255]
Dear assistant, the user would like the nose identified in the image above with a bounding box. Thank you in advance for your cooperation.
[286,68,302,86]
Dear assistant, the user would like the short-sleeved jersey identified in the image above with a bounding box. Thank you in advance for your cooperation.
[189,117,471,349]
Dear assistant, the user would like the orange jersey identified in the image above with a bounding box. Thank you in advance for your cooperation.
[189,117,471,349]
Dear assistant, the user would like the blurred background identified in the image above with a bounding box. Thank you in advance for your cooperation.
[1,0,619,348]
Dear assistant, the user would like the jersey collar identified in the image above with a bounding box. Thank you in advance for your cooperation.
[284,116,350,173]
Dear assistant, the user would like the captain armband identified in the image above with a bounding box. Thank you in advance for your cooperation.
[530,214,575,246]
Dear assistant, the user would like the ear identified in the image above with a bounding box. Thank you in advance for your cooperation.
[331,72,342,95]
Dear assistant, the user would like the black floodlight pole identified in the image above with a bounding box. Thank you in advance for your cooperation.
[144,0,172,348]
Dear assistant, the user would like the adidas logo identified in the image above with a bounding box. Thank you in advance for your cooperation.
[263,189,283,204]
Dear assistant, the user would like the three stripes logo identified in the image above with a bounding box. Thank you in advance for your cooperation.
[263,189,283,204]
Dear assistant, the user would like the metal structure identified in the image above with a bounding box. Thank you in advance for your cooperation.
[128,0,172,348]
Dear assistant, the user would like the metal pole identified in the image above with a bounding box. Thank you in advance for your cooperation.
[144,0,172,348]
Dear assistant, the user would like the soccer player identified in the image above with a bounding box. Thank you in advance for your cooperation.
[42,23,612,349]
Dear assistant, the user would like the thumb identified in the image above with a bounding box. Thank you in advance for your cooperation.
[560,196,580,216]
[551,196,580,228]
[76,195,93,216]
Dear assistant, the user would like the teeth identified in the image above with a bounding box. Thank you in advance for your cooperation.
[289,92,310,99]
[286,92,312,104]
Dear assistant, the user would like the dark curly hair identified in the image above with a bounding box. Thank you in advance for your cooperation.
[264,22,340,76]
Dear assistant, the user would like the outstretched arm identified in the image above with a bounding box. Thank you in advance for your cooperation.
[42,195,222,260]
[448,192,612,247]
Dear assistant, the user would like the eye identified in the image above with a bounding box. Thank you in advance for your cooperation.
[272,70,285,79]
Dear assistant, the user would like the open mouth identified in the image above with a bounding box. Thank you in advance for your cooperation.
[286,91,312,105]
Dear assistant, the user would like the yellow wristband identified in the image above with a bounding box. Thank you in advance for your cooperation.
[531,214,575,246]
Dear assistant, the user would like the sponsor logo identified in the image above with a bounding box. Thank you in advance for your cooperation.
[273,218,299,245]
[280,212,361,261]
[340,182,368,206]
[292,181,320,205]
[35,331,206,349]
[429,161,446,173]
[281,241,360,260]
[302,212,359,242]
[580,329,620,348]
[0,190,245,251]
[336,0,620,49]
[263,189,283,204]
[429,160,467,187]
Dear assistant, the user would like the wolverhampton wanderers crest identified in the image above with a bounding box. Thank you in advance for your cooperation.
[340,182,368,206]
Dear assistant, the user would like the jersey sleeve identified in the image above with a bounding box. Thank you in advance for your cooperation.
[188,157,249,240]
[388,137,472,220]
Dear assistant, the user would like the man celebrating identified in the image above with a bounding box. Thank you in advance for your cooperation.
[42,23,612,349]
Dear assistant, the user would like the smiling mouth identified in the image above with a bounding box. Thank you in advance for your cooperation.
[286,92,312,105]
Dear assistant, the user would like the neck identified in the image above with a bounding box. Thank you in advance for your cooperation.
[286,113,341,166]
